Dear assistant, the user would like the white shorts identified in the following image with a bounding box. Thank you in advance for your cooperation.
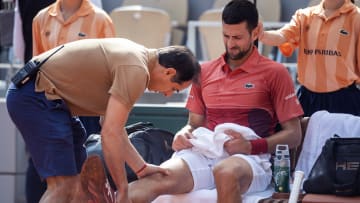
[173,149,272,194]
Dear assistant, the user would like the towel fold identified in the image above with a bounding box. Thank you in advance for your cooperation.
[189,123,261,158]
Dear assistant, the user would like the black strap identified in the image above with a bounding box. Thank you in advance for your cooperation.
[37,44,65,67]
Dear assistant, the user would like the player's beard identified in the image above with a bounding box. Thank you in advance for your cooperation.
[226,41,253,60]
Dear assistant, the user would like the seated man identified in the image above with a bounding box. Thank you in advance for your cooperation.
[127,1,303,203]
[78,0,303,202]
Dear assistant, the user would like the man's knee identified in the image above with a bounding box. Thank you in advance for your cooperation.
[213,158,252,190]
[213,162,240,183]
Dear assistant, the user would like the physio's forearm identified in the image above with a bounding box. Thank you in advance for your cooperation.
[123,135,147,172]
[101,129,130,192]
[259,30,287,46]
[102,127,147,188]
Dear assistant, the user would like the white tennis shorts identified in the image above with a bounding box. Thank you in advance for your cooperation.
[173,149,272,194]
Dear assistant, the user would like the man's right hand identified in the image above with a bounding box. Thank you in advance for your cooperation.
[173,113,204,151]
[172,129,195,151]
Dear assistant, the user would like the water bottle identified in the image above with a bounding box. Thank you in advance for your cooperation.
[273,144,290,193]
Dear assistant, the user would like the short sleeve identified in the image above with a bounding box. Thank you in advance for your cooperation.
[269,66,304,122]
[109,66,148,109]
[279,9,303,45]
[186,83,206,115]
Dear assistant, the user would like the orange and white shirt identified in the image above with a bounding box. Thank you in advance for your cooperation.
[280,0,360,92]
[32,0,115,56]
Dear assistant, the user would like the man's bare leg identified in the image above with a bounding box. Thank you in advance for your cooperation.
[214,157,253,203]
[39,175,87,203]
[129,158,194,203]
[80,155,116,203]
[39,155,115,203]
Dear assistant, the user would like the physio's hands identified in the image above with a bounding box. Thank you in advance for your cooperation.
[223,130,251,155]
[115,163,167,203]
[136,163,169,179]
[172,129,195,151]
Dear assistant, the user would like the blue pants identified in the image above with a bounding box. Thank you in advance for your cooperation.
[6,79,87,179]
[297,83,360,117]
[79,116,101,135]
[26,157,47,203]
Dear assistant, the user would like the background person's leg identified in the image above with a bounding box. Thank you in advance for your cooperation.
[79,116,101,136]
[26,157,47,203]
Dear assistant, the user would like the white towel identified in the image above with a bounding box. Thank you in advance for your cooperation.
[189,123,261,158]
[295,110,360,179]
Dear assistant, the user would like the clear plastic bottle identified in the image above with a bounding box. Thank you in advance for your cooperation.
[273,144,290,193]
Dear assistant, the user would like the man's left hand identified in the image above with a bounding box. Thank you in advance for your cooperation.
[223,130,251,155]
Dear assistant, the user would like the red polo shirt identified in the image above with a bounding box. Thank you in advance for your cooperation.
[186,48,303,138]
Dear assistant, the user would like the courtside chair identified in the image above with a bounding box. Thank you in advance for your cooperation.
[212,0,281,22]
[121,0,188,45]
[109,5,171,48]
[198,9,223,61]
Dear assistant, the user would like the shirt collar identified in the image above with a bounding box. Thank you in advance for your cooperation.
[221,46,261,74]
[147,49,158,74]
[49,0,93,18]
